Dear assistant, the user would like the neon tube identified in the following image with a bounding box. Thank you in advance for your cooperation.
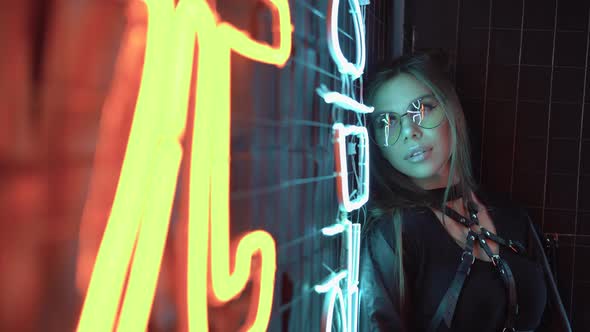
[316,85,374,114]
[77,1,179,330]
[77,0,292,331]
[314,271,348,294]
[326,0,366,79]
[332,123,370,212]
[346,222,361,332]
[321,223,346,236]
[314,220,362,332]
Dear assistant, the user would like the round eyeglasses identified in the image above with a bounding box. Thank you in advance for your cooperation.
[369,96,445,146]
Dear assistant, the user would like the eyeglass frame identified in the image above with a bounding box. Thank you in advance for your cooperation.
[368,94,445,147]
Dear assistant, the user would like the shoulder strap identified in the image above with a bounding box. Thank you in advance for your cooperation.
[526,217,572,332]
[428,230,477,331]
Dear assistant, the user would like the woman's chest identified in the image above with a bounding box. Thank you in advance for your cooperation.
[412,241,547,331]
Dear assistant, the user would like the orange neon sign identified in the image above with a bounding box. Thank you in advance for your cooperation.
[76,0,292,331]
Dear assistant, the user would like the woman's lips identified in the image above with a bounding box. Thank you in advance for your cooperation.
[405,146,433,162]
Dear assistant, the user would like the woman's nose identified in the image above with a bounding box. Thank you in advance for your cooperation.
[399,115,422,141]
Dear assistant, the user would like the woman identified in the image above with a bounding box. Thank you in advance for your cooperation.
[359,53,571,332]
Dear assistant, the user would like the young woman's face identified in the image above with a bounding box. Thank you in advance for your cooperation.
[371,73,452,189]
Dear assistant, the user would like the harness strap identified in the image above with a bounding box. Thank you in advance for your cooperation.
[481,227,526,254]
[428,230,477,331]
[428,203,526,332]
[442,205,477,227]
[497,256,519,330]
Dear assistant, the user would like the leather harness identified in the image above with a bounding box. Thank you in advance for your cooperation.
[427,202,527,332]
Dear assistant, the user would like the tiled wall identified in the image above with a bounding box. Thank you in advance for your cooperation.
[411,0,590,330]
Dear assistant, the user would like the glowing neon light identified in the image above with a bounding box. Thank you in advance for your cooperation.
[77,0,292,331]
[315,221,361,332]
[319,279,348,332]
[319,0,369,330]
[315,270,349,332]
[75,0,148,296]
[327,0,367,79]
[346,222,361,332]
[321,223,346,236]
[316,85,374,114]
[333,123,369,212]
[77,2,182,330]
[315,271,348,293]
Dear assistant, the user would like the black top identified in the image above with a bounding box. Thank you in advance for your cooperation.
[359,192,551,332]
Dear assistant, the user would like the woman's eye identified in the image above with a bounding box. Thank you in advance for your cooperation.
[421,103,437,112]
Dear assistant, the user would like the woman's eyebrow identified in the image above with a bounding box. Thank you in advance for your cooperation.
[405,94,435,111]
[373,94,435,114]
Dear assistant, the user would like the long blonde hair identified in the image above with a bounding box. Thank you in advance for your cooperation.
[363,52,478,312]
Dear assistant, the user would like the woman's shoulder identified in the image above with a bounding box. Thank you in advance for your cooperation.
[361,206,437,247]
[361,212,395,247]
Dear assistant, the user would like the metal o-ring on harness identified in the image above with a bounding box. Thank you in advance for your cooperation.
[461,251,475,264]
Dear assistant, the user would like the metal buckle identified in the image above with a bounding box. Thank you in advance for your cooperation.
[502,328,516,332]
[508,240,519,253]
[491,254,501,267]
[461,251,475,264]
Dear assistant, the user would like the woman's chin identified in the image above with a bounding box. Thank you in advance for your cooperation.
[406,166,438,179]
[405,164,449,185]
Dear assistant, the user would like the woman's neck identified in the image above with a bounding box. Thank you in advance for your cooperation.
[412,159,455,189]
[422,183,463,209]
[446,196,466,213]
